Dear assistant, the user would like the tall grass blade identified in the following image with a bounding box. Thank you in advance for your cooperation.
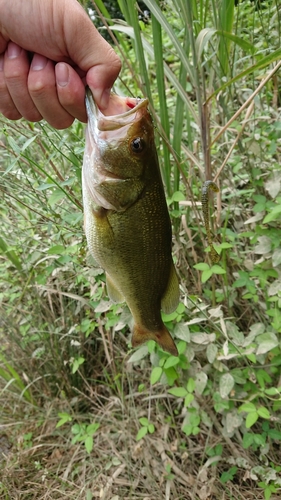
[207,47,281,103]
[0,236,22,271]
[110,24,197,122]
[151,1,171,194]
[143,0,195,86]
[217,0,235,75]
[120,1,152,101]
[172,28,190,200]
[0,352,35,404]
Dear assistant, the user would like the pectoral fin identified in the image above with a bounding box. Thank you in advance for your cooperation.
[132,323,178,356]
[106,273,125,303]
[161,262,180,314]
[95,178,144,211]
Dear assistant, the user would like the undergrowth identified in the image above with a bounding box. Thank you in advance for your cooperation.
[1,1,281,499]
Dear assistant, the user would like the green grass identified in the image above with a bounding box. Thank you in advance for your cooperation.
[1,0,281,498]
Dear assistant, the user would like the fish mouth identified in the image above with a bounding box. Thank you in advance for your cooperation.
[85,87,149,134]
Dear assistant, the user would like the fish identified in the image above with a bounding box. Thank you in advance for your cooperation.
[82,88,179,356]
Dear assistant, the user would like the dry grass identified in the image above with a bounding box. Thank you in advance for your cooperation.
[1,359,280,500]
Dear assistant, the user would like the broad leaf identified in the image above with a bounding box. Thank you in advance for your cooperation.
[219,373,235,399]
[150,367,163,385]
[256,332,279,355]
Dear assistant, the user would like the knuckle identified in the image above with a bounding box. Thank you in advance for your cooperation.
[108,49,122,76]
[4,69,22,83]
[59,87,79,107]
[28,80,51,98]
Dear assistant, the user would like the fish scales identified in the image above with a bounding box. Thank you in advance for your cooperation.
[82,88,179,355]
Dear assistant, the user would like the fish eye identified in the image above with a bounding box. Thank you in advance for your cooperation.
[130,137,145,153]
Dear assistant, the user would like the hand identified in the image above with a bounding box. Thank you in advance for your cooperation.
[0,0,121,128]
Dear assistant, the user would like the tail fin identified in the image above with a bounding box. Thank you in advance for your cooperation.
[132,323,178,356]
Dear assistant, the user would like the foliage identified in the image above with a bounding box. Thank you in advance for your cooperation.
[1,0,281,499]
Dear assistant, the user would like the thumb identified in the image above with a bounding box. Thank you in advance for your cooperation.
[62,1,121,110]
[85,45,121,111]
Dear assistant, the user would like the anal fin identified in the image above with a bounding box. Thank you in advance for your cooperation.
[161,262,180,314]
[106,273,125,303]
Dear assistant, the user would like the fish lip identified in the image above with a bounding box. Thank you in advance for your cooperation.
[85,87,149,132]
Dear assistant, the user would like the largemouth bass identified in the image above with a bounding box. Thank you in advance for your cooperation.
[82,88,179,356]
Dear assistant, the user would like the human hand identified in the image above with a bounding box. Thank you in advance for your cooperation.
[0,0,121,128]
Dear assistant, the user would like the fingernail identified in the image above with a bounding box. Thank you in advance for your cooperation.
[99,88,111,110]
[31,54,48,71]
[7,42,22,59]
[56,63,69,87]
[0,55,3,71]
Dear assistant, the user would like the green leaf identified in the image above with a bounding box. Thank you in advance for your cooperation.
[184,393,194,407]
[268,429,281,440]
[164,367,179,386]
[202,269,213,283]
[193,263,210,271]
[139,417,149,426]
[176,302,186,314]
[71,423,81,435]
[216,242,233,250]
[47,245,65,255]
[87,423,100,435]
[263,204,281,223]
[182,424,193,436]
[164,356,180,369]
[239,402,257,413]
[168,387,187,398]
[172,191,185,202]
[187,378,195,393]
[136,426,148,441]
[257,407,270,419]
[148,424,155,434]
[162,311,178,322]
[242,433,254,449]
[150,366,163,385]
[48,189,65,207]
[264,387,279,396]
[211,265,226,275]
[264,486,273,500]
[85,435,93,454]
[220,466,238,484]
[56,412,72,428]
[245,411,259,428]
[71,357,85,374]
